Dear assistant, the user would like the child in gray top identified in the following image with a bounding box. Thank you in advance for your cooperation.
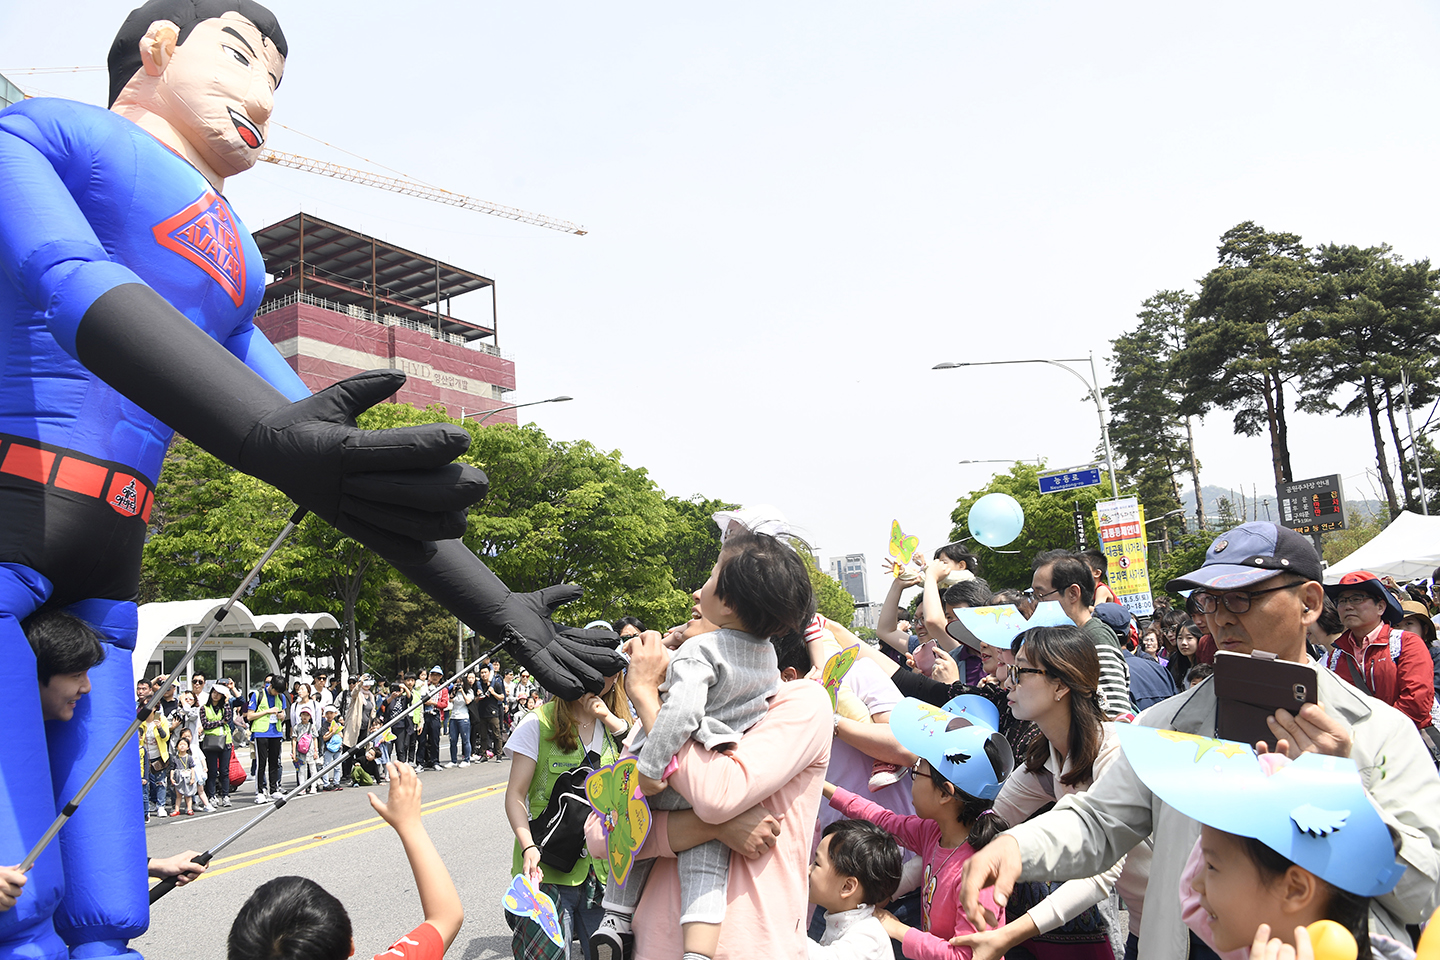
[591,531,816,960]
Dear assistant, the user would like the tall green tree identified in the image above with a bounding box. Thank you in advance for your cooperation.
[1177,222,1314,487]
[364,575,459,678]
[1292,244,1440,517]
[794,543,860,625]
[461,420,695,630]
[661,496,736,599]
[1105,289,1199,540]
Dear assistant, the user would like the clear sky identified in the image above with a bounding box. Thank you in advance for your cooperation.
[6,1,1440,600]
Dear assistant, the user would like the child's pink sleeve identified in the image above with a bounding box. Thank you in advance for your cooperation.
[830,787,932,854]
[898,886,1003,960]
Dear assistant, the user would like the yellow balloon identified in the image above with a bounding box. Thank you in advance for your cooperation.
[1415,905,1440,960]
[1306,920,1357,960]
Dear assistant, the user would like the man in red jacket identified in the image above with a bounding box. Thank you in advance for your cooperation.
[1323,570,1436,731]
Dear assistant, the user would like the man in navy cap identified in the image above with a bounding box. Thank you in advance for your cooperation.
[958,522,1440,960]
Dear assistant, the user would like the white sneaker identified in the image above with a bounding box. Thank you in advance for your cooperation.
[254,794,269,804]
[220,796,232,808]
[155,808,168,818]
[458,761,470,768]
[442,762,454,768]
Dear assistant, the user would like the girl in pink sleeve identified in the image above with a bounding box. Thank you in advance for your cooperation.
[821,695,1014,960]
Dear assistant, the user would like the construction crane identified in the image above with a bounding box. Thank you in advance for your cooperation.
[0,67,587,235]
[259,150,586,236]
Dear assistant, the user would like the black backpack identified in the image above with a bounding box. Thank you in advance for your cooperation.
[528,751,599,872]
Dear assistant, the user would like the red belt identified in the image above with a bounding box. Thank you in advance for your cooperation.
[0,435,153,522]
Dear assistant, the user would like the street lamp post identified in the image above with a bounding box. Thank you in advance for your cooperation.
[459,395,573,425]
[933,352,1120,499]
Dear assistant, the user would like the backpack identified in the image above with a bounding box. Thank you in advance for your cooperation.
[527,750,600,873]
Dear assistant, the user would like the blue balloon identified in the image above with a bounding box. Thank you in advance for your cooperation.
[968,493,1025,547]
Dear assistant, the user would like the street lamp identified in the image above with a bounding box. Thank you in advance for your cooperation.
[958,458,1045,465]
[933,353,1120,499]
[460,395,573,425]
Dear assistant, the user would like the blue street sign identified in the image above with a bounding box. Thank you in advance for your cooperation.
[1038,466,1102,495]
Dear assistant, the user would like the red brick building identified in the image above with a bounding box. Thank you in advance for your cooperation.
[251,213,517,422]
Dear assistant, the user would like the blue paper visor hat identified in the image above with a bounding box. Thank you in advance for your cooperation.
[889,695,1014,801]
[946,601,1074,652]
[1114,724,1404,898]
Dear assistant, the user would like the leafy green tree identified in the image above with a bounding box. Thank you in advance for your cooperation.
[1152,532,1218,607]
[460,420,695,630]
[1106,290,1199,541]
[1292,244,1440,517]
[948,463,1111,590]
[1321,510,1389,565]
[794,543,859,625]
[661,496,736,600]
[1177,222,1314,486]
[364,574,459,678]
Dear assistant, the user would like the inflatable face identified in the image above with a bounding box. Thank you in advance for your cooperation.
[111,11,284,181]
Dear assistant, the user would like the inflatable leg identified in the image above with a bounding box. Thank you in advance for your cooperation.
[0,563,67,960]
[49,599,146,959]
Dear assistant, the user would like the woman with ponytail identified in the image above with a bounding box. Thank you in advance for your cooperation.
[948,625,1151,960]
[821,695,1013,960]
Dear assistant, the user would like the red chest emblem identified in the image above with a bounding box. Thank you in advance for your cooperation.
[153,191,247,307]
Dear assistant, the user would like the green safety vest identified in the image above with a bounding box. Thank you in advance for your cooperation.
[512,701,619,886]
[204,703,233,746]
[249,692,281,734]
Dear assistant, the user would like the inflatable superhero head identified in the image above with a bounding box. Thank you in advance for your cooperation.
[108,0,287,179]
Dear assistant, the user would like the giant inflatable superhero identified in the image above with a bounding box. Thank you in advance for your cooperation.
[0,2,623,956]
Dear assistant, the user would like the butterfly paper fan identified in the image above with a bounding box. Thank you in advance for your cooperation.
[585,757,652,886]
[884,521,921,577]
[822,646,858,710]
[501,873,565,948]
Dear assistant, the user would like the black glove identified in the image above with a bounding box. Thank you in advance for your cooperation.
[76,284,487,564]
[237,370,488,563]
[76,284,622,698]
[389,543,627,701]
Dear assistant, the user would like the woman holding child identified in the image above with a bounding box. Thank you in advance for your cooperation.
[504,664,632,960]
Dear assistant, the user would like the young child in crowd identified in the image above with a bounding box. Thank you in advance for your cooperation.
[370,716,395,782]
[170,736,199,816]
[293,704,321,794]
[1115,724,1410,960]
[1186,663,1214,688]
[807,819,904,960]
[824,696,1012,960]
[227,762,462,959]
[321,704,344,791]
[591,530,815,960]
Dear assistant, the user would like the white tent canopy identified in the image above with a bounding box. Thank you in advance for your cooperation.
[133,599,340,680]
[1324,511,1440,584]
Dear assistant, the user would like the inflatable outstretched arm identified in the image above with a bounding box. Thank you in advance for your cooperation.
[74,283,624,698]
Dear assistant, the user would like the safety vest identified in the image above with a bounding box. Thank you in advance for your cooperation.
[250,692,282,734]
[204,703,232,746]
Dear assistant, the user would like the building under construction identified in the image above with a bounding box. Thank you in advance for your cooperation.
[252,212,517,422]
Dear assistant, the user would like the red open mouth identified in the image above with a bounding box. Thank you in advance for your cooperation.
[228,107,263,149]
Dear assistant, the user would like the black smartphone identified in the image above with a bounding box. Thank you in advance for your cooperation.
[1213,651,1319,750]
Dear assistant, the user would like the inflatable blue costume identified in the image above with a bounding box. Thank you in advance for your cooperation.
[0,2,623,956]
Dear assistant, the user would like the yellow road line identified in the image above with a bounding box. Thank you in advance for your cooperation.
[163,783,506,884]
[206,783,500,866]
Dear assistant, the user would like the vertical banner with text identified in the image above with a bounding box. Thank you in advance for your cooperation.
[1095,497,1154,618]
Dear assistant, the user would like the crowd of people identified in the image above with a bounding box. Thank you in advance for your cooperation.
[495,518,1440,960]
[11,516,1440,960]
[133,659,543,818]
